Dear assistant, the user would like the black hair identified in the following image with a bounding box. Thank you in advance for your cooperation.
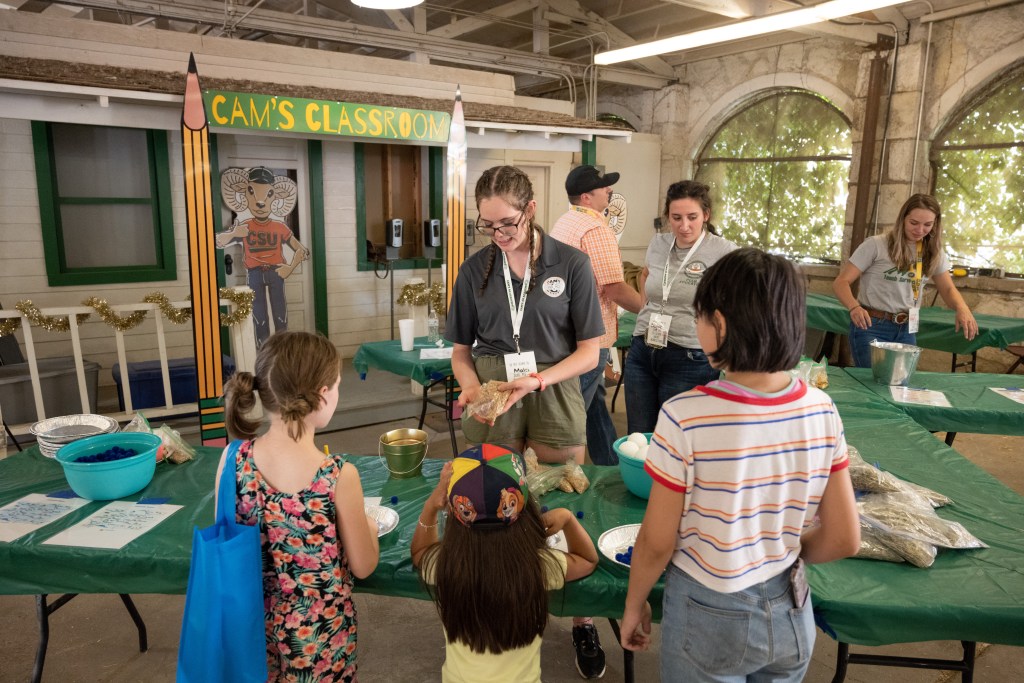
[693,247,805,372]
[248,166,275,184]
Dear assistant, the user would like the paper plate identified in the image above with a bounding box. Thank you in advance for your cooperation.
[365,504,399,537]
[598,524,642,567]
[545,530,568,553]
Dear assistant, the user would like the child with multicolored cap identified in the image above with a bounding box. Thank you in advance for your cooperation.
[411,444,598,683]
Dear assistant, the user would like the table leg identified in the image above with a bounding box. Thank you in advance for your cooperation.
[32,593,148,683]
[945,432,957,446]
[831,639,976,682]
[611,349,626,414]
[418,385,429,430]
[607,618,634,683]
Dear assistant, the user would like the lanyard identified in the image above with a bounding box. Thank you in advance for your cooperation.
[661,230,707,310]
[910,241,923,305]
[501,251,531,353]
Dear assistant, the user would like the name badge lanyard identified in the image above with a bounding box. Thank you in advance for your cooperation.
[660,230,708,313]
[910,241,924,307]
[502,252,531,353]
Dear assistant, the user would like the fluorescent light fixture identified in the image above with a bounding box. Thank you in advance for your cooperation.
[595,0,907,65]
[351,0,423,9]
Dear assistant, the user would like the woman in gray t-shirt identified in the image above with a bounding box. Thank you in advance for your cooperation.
[832,194,978,367]
[625,180,737,434]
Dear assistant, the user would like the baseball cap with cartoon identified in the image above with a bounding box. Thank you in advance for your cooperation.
[448,444,529,527]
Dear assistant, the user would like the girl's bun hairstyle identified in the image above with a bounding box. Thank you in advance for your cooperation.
[224,331,341,441]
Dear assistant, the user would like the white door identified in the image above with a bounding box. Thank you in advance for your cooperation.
[216,134,314,337]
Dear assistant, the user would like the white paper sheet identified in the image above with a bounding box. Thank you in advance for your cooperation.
[42,501,182,550]
[989,387,1024,405]
[0,493,92,543]
[890,386,952,407]
[419,347,453,360]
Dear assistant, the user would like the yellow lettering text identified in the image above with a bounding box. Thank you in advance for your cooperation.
[428,115,447,141]
[383,110,398,138]
[412,112,427,139]
[398,112,412,139]
[230,97,249,127]
[211,95,228,125]
[337,106,353,134]
[278,100,294,129]
[354,107,368,135]
[249,98,271,128]
[368,109,383,137]
[322,104,339,134]
[305,102,321,132]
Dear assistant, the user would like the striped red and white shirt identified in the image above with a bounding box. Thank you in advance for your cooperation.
[645,378,849,593]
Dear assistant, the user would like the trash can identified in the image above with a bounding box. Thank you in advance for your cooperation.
[111,355,236,410]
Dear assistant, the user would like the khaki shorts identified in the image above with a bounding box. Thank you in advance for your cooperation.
[461,355,586,449]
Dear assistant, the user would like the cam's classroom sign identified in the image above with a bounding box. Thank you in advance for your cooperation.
[203,90,451,143]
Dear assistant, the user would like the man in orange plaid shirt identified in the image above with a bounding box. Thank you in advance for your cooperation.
[551,164,642,678]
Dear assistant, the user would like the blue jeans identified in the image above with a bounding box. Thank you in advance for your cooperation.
[660,564,814,683]
[247,267,288,349]
[578,348,619,465]
[848,318,916,368]
[624,336,719,435]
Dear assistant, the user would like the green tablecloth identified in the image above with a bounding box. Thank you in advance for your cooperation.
[3,439,1024,647]
[842,367,1024,436]
[805,292,1024,354]
[352,338,454,386]
[810,414,1024,646]
[821,364,911,424]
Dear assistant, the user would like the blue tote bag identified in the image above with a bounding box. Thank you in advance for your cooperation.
[177,440,267,682]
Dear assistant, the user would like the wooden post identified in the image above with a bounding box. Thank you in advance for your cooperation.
[445,87,467,307]
[181,54,227,446]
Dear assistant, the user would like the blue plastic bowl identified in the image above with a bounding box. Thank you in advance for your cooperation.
[55,432,161,501]
[613,434,653,499]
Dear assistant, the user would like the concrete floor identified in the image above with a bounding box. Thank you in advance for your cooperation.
[2,363,1022,682]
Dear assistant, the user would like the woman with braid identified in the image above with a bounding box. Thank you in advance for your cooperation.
[447,165,603,466]
[445,165,607,678]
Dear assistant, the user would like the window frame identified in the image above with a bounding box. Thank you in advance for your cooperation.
[355,141,444,271]
[32,121,177,286]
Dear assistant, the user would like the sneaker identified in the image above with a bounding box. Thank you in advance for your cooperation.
[572,624,606,679]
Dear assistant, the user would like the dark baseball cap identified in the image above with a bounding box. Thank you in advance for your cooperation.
[565,164,620,196]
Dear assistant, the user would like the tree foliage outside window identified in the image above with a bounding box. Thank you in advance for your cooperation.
[933,69,1024,273]
[696,90,851,263]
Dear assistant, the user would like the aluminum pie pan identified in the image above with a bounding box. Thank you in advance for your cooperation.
[31,414,119,443]
[598,523,642,568]
[364,504,399,537]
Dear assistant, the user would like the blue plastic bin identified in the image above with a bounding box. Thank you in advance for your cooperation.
[111,355,236,411]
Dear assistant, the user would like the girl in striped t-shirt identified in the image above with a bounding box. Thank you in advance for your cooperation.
[619,248,860,683]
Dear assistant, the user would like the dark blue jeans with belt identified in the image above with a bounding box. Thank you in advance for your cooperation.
[624,336,720,435]
[849,317,916,368]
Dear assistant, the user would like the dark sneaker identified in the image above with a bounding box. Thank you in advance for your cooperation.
[572,624,606,679]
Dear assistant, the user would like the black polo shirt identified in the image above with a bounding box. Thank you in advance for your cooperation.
[446,232,604,364]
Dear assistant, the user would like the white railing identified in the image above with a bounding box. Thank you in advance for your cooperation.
[0,287,257,436]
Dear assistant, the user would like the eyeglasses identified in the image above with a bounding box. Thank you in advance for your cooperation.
[475,211,524,237]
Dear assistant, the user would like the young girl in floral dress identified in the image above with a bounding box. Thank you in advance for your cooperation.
[220,331,380,681]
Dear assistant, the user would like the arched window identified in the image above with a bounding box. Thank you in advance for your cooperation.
[695,90,852,262]
[932,69,1024,274]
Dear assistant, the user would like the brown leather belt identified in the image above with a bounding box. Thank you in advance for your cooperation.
[860,305,909,325]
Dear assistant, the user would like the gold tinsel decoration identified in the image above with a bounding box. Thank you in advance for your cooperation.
[82,297,149,332]
[0,289,256,337]
[396,282,447,317]
[143,292,195,324]
[14,301,91,332]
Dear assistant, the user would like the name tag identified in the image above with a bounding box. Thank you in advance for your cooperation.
[504,351,538,382]
[645,313,671,348]
[908,306,920,334]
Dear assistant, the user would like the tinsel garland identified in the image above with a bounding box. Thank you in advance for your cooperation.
[396,282,447,317]
[82,297,149,332]
[0,289,256,337]
[12,301,91,333]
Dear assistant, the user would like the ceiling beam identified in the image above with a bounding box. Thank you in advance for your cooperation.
[428,0,541,39]
[543,0,676,77]
[49,0,674,89]
[383,9,413,33]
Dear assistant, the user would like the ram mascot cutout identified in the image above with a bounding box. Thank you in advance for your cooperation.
[216,166,308,348]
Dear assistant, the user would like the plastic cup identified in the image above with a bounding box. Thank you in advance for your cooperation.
[398,319,415,351]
